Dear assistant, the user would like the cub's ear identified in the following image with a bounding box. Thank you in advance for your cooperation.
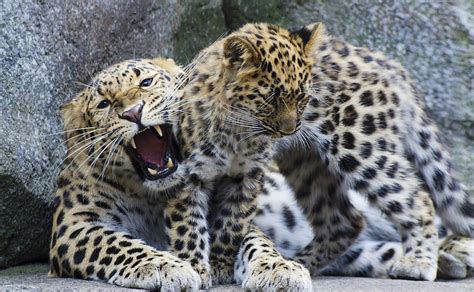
[149,57,183,76]
[60,91,85,132]
[291,22,326,57]
[223,35,261,74]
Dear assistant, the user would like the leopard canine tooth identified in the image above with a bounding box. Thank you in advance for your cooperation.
[167,158,174,169]
[154,125,163,137]
[131,138,137,149]
[147,167,158,175]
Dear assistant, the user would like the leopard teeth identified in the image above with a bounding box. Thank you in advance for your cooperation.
[147,167,157,175]
[131,138,137,149]
[166,158,174,169]
[154,125,163,137]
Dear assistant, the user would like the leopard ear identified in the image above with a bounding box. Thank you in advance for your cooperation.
[149,57,183,76]
[223,35,261,74]
[291,22,326,57]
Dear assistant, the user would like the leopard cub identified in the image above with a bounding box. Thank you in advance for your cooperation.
[140,23,325,287]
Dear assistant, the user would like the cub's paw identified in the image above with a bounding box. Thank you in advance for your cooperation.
[241,257,312,292]
[438,235,474,279]
[211,260,234,285]
[194,264,212,289]
[389,255,437,281]
[112,257,201,290]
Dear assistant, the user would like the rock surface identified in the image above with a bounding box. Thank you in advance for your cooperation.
[1,0,472,268]
[1,264,474,291]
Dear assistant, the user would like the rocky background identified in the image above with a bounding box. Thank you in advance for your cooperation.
[1,0,472,268]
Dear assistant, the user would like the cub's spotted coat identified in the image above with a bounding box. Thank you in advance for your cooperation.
[141,23,324,287]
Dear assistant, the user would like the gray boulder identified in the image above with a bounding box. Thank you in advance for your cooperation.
[0,0,472,268]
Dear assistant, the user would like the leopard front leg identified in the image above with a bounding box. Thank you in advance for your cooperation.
[49,221,200,290]
[357,171,440,281]
[165,181,211,288]
[235,224,312,291]
[209,169,264,284]
[325,147,440,280]
[293,190,365,273]
[277,154,365,273]
[385,190,439,280]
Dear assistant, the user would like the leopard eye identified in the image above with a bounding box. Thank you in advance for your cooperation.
[97,99,110,109]
[140,78,153,87]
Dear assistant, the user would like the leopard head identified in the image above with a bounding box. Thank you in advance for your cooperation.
[221,22,324,137]
[60,58,185,191]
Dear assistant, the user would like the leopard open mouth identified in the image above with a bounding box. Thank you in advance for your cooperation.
[126,124,180,180]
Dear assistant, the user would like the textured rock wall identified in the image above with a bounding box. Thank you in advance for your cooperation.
[1,0,472,268]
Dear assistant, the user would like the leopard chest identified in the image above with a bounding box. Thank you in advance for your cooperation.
[117,196,168,251]
[223,141,272,178]
[224,153,256,177]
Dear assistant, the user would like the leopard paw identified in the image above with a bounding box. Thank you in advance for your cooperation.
[438,235,474,279]
[112,257,201,290]
[194,264,212,289]
[388,255,437,281]
[241,257,312,292]
[211,261,234,285]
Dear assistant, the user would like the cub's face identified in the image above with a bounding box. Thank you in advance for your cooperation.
[222,23,323,137]
[61,58,185,192]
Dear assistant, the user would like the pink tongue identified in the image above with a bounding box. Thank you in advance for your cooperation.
[134,128,165,166]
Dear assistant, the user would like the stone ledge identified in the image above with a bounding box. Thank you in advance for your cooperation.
[1,264,473,291]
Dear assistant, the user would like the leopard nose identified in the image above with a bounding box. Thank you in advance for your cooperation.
[278,118,298,135]
[121,102,144,124]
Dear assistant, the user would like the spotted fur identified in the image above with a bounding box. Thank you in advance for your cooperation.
[141,22,322,287]
[273,23,473,280]
[49,58,202,290]
[234,165,313,291]
[239,166,474,281]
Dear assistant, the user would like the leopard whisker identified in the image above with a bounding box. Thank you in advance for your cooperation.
[295,128,312,150]
[280,95,291,111]
[164,40,217,99]
[240,129,267,142]
[222,108,262,129]
[74,81,95,89]
[111,146,124,176]
[40,126,100,137]
[98,135,122,182]
[84,66,94,81]
[53,131,112,174]
[55,131,111,169]
[257,91,276,111]
[81,132,119,181]
[223,115,262,128]
[221,103,258,121]
[51,128,106,155]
